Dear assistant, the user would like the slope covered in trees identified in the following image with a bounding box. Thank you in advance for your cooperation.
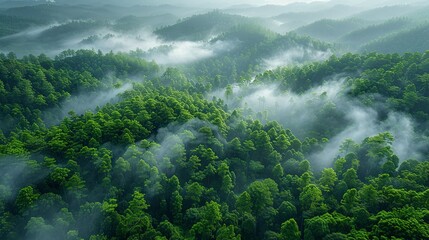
[154,11,254,41]
[294,18,368,42]
[1,50,429,240]
[186,24,331,86]
[340,18,412,49]
[1,2,429,240]
[361,23,429,53]
[0,50,159,134]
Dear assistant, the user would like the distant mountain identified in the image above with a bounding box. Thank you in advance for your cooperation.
[340,18,412,48]
[224,2,338,18]
[211,23,277,45]
[361,23,429,53]
[187,23,331,84]
[405,5,429,21]
[273,4,362,31]
[351,5,418,21]
[294,18,369,42]
[0,14,37,37]
[113,14,178,32]
[2,4,117,23]
[0,0,43,8]
[2,3,196,24]
[154,11,254,41]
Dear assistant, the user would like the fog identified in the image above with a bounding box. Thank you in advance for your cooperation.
[116,118,225,198]
[0,21,238,65]
[210,78,425,168]
[1,0,427,59]
[0,156,49,202]
[42,83,133,126]
[262,47,332,70]
[137,118,225,174]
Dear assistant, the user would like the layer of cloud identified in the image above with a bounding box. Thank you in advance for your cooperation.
[42,83,133,126]
[262,47,332,70]
[1,21,236,65]
[210,79,425,168]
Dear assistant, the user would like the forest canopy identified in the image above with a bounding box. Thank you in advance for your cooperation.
[1,1,429,240]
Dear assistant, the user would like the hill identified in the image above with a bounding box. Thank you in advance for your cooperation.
[273,4,361,31]
[339,18,412,49]
[186,24,331,85]
[1,50,429,240]
[113,14,178,32]
[361,23,429,53]
[0,14,38,37]
[154,11,254,41]
[351,5,418,21]
[294,18,368,42]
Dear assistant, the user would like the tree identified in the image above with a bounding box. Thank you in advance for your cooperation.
[280,218,300,240]
[247,181,274,216]
[319,168,338,192]
[236,191,252,214]
[157,220,182,240]
[216,224,240,240]
[15,186,40,214]
[303,214,335,240]
[357,132,398,178]
[272,163,284,181]
[300,184,327,218]
[340,188,359,215]
[119,191,153,239]
[25,217,54,240]
[191,201,222,239]
[342,168,361,189]
[359,185,379,213]
[185,182,205,207]
[170,190,183,224]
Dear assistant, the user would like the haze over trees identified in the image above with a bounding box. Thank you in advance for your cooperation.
[1,0,429,239]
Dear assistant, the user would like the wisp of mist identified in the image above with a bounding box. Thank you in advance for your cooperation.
[211,78,425,169]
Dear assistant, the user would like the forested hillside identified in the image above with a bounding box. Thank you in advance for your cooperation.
[361,24,429,53]
[1,49,429,240]
[1,1,429,240]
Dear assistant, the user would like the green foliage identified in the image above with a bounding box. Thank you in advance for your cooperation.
[280,218,300,240]
[362,23,429,53]
[340,18,412,48]
[155,11,253,41]
[1,40,429,240]
[295,18,367,42]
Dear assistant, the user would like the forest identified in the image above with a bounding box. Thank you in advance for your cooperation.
[0,0,429,240]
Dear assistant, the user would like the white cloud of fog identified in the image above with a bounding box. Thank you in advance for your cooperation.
[146,40,235,65]
[142,118,225,171]
[262,47,332,70]
[1,20,236,65]
[210,79,425,167]
[310,104,424,169]
[147,41,213,65]
[117,118,225,196]
[47,26,236,65]
[43,83,133,126]
[0,156,49,202]
[76,29,163,53]
[0,23,63,41]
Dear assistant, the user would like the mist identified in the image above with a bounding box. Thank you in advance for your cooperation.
[42,83,133,126]
[116,118,225,198]
[211,78,425,168]
[134,118,224,173]
[0,20,238,65]
[262,47,332,70]
[0,156,49,203]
